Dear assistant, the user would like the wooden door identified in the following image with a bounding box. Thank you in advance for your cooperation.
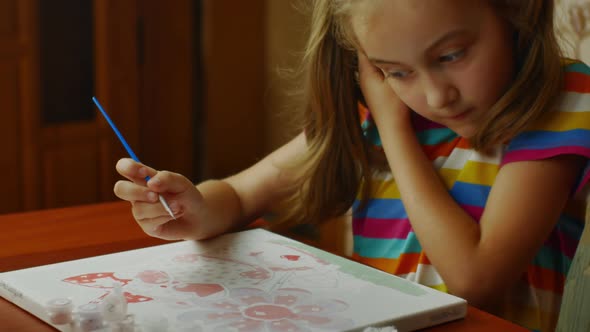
[0,0,267,214]
[38,0,141,208]
[0,0,197,213]
[136,0,197,179]
[0,0,40,212]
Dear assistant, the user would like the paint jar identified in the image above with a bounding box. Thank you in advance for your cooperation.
[45,298,74,325]
[101,283,127,322]
[78,303,104,331]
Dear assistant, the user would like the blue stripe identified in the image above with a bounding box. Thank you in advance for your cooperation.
[353,198,407,219]
[506,129,590,152]
[354,232,423,258]
[450,182,490,207]
[564,62,590,75]
[532,245,572,275]
[416,128,458,146]
[362,124,383,147]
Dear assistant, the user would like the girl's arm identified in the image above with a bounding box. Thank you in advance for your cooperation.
[222,131,307,229]
[380,124,583,307]
[357,52,585,308]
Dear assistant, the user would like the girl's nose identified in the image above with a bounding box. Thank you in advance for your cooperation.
[423,74,459,109]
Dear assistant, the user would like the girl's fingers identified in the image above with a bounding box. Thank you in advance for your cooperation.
[114,180,159,203]
[146,170,194,194]
[131,201,177,237]
[357,51,384,81]
[132,201,171,224]
[115,158,159,185]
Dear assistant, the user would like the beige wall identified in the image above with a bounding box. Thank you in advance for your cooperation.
[263,1,308,153]
[556,0,590,61]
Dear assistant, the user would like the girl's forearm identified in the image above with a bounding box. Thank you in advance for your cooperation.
[378,125,487,301]
[194,179,250,239]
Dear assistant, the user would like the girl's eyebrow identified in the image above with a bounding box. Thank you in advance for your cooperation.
[368,29,469,66]
[369,58,403,66]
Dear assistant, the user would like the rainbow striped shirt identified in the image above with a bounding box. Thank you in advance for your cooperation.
[352,61,590,332]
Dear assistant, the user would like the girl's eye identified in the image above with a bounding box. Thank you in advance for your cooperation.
[386,70,412,79]
[439,50,465,63]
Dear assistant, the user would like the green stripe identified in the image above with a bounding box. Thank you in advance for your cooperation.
[416,128,458,145]
[556,214,584,242]
[532,245,572,275]
[564,62,590,75]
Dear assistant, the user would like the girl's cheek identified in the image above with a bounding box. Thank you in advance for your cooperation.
[395,87,421,113]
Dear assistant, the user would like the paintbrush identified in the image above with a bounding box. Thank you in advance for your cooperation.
[92,96,176,220]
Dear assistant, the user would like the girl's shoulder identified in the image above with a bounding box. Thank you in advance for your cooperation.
[502,59,590,195]
[522,58,590,132]
[561,58,590,95]
[503,58,590,150]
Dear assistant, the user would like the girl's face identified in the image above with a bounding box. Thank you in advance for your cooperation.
[351,0,515,137]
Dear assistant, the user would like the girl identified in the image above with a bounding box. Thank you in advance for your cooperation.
[114,1,590,331]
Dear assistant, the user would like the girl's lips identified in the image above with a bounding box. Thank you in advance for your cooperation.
[449,108,473,120]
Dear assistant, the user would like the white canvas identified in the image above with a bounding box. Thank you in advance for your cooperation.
[0,229,466,332]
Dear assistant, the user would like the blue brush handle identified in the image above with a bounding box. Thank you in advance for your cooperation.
[92,96,150,181]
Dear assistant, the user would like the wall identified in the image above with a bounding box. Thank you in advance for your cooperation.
[200,0,267,179]
[264,1,308,153]
[556,0,590,61]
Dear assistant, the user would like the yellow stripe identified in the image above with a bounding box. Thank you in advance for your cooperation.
[456,161,499,186]
[366,168,460,199]
[439,168,460,189]
[429,284,448,292]
[561,58,577,66]
[368,179,400,199]
[528,110,590,131]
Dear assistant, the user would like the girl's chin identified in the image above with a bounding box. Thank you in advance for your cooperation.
[449,125,477,138]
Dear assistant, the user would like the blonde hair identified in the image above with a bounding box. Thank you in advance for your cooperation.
[473,0,563,150]
[275,0,563,229]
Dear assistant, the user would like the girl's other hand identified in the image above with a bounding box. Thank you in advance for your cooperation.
[114,158,205,241]
[357,51,411,129]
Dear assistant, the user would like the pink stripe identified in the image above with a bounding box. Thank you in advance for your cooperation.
[355,205,482,239]
[412,114,445,131]
[544,229,579,259]
[501,146,590,166]
[460,204,484,222]
[353,217,413,239]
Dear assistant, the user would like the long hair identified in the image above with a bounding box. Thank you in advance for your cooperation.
[472,0,563,150]
[274,0,369,230]
[276,0,563,228]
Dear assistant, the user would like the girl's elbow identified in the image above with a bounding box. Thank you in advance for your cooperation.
[446,274,502,309]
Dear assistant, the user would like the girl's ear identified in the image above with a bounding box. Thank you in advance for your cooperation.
[354,52,363,77]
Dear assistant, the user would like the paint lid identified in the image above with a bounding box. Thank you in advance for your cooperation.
[78,303,103,319]
[45,298,74,313]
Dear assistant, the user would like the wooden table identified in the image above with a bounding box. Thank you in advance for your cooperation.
[0,201,529,331]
